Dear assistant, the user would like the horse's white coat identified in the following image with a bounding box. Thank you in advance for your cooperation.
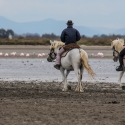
[47,40,95,92]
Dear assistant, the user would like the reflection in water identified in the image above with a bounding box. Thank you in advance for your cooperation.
[0,58,123,83]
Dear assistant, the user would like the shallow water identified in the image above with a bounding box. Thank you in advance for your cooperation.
[0,58,124,83]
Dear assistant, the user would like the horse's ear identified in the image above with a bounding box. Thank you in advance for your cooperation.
[53,40,57,43]
[110,39,112,42]
[50,40,53,44]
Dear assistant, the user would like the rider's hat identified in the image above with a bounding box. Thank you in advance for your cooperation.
[66,20,74,25]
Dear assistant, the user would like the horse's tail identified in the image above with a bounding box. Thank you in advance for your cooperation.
[80,49,96,78]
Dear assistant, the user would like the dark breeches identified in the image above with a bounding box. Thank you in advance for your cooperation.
[119,48,125,66]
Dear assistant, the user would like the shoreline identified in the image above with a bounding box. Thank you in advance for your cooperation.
[0,45,113,58]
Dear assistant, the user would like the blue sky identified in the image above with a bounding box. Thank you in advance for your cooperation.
[0,0,125,28]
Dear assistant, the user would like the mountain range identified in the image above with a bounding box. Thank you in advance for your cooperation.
[0,16,125,37]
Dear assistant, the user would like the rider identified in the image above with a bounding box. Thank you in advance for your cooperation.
[116,46,125,71]
[54,20,81,70]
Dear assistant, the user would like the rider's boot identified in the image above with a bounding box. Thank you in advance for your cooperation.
[54,64,60,70]
[116,65,123,71]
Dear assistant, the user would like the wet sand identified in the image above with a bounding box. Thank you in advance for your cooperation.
[0,45,125,125]
[0,81,125,125]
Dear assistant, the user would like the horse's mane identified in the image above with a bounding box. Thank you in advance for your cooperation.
[50,40,65,49]
[111,38,124,52]
[54,41,64,48]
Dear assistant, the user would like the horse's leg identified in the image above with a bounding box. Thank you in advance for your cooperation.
[60,66,65,82]
[60,67,70,91]
[119,59,125,87]
[118,71,124,87]
[80,66,84,91]
[65,70,70,90]
[74,66,84,92]
[119,59,125,88]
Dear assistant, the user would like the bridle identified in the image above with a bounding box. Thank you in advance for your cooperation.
[48,48,57,61]
[112,46,119,57]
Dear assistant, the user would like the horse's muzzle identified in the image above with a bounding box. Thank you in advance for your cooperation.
[113,57,118,62]
[47,56,53,62]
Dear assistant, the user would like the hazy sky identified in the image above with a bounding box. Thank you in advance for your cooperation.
[0,0,125,28]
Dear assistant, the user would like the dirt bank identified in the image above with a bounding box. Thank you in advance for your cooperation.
[0,81,125,125]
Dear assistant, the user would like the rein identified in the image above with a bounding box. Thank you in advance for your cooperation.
[48,48,57,61]
[112,46,119,56]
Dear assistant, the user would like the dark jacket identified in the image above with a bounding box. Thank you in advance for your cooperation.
[60,26,81,45]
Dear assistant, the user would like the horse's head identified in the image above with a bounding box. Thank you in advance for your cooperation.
[111,38,124,62]
[47,40,64,62]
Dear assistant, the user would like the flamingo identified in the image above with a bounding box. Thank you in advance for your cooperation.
[0,52,3,56]
[97,52,104,57]
[26,53,30,57]
[5,53,9,56]
[20,53,25,56]
[10,52,16,56]
[38,53,43,57]
[42,53,45,56]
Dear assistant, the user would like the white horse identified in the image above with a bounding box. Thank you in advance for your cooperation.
[111,38,125,88]
[47,40,95,92]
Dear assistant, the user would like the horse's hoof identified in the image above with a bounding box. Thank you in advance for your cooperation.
[75,90,79,92]
[75,89,84,92]
[67,85,71,90]
[120,84,122,87]
[75,88,79,92]
[122,86,125,90]
[62,88,67,92]
[80,89,84,92]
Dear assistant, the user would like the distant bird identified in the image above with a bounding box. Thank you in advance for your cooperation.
[91,53,94,57]
[10,52,16,56]
[38,53,43,57]
[26,53,30,57]
[42,53,45,56]
[5,53,9,56]
[20,53,25,56]
[0,52,3,56]
[97,52,104,57]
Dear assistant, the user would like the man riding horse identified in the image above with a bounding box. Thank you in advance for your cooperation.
[116,46,125,71]
[54,20,81,70]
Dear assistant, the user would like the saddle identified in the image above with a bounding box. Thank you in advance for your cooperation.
[61,43,80,57]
